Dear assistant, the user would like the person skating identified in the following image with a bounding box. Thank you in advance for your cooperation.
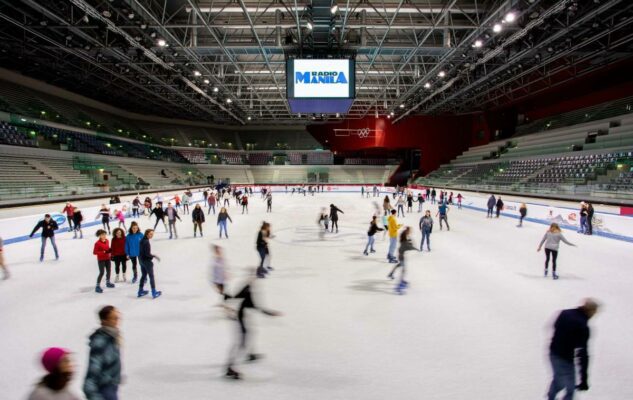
[317,208,329,239]
[138,229,161,298]
[165,203,181,239]
[419,210,433,251]
[224,276,282,379]
[416,192,424,212]
[143,197,152,216]
[388,227,418,294]
[0,236,8,280]
[217,207,233,239]
[241,194,249,214]
[150,204,168,232]
[456,193,463,209]
[125,222,143,284]
[192,204,205,237]
[495,197,504,218]
[436,202,450,231]
[486,194,496,218]
[96,205,111,234]
[386,210,402,263]
[27,347,80,400]
[223,191,231,207]
[383,196,392,216]
[361,186,365,197]
[266,192,272,213]
[62,202,74,231]
[93,230,114,293]
[182,192,190,215]
[363,216,383,255]
[132,196,141,218]
[396,196,405,217]
[430,188,437,204]
[538,223,575,280]
[203,190,209,208]
[256,222,272,278]
[586,203,594,235]
[207,192,217,215]
[578,202,588,234]
[114,209,126,231]
[546,299,600,400]
[211,245,230,310]
[329,204,344,233]
[518,203,527,227]
[30,214,59,262]
[111,228,127,283]
[83,306,122,400]
[406,192,414,213]
[72,207,84,239]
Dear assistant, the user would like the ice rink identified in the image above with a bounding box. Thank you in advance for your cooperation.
[1,190,632,399]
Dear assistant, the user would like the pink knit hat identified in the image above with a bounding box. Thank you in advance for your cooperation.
[41,348,69,372]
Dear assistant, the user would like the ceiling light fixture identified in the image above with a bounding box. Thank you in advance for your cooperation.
[493,23,502,33]
[157,39,166,47]
[504,12,516,23]
[438,71,446,78]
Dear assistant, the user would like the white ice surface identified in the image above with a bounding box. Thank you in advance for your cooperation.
[1,192,632,400]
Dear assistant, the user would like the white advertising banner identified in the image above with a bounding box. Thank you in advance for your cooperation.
[292,59,352,98]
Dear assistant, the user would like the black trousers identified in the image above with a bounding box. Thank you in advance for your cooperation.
[129,256,138,277]
[113,255,127,274]
[139,260,156,291]
[97,260,111,285]
[331,219,339,232]
[545,249,558,271]
[587,217,593,234]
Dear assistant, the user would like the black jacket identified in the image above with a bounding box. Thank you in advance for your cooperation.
[329,206,343,221]
[150,207,165,219]
[73,211,84,225]
[367,221,384,236]
[192,208,205,223]
[217,212,232,224]
[550,308,591,382]
[139,237,155,264]
[519,206,527,217]
[30,219,59,238]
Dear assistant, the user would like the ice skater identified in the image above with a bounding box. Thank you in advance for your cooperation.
[30,214,59,262]
[416,192,424,212]
[388,227,417,294]
[165,203,181,239]
[486,194,496,218]
[111,228,127,283]
[241,194,249,214]
[138,229,161,298]
[266,192,273,213]
[256,222,273,278]
[224,275,282,379]
[495,197,504,218]
[586,203,595,235]
[518,203,527,227]
[217,207,233,239]
[83,306,122,400]
[192,204,205,237]
[363,216,383,255]
[132,196,141,218]
[72,207,84,239]
[96,205,111,234]
[62,202,75,231]
[208,192,217,215]
[114,209,126,231]
[92,229,114,293]
[0,236,8,280]
[456,193,463,209]
[182,192,190,215]
[546,299,599,400]
[396,196,405,217]
[538,223,575,280]
[28,347,80,399]
[150,204,168,232]
[406,192,414,213]
[329,204,344,233]
[578,202,588,234]
[386,210,402,263]
[436,202,450,231]
[419,210,433,251]
[317,208,329,239]
[125,222,143,284]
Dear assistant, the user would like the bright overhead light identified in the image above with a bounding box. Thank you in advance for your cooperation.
[438,70,446,78]
[193,70,201,76]
[504,12,516,23]
[331,5,338,14]
[390,111,395,116]
[102,10,111,18]
[399,104,405,109]
[157,39,166,47]
[226,98,232,103]
[335,113,340,118]
[493,23,502,33]
[387,115,392,119]
[247,116,252,121]
[128,13,135,19]
[213,87,219,92]
[424,82,431,89]
[473,39,483,48]
[306,22,313,30]
[203,79,210,84]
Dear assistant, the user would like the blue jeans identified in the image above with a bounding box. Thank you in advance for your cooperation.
[208,204,215,215]
[364,235,375,253]
[579,216,587,233]
[420,229,431,250]
[218,220,228,238]
[40,236,59,258]
[99,384,119,400]
[548,354,576,400]
[388,237,397,259]
[397,205,404,216]
[139,260,156,292]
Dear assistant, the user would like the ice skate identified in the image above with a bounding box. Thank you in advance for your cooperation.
[132,275,138,284]
[122,273,127,282]
[95,286,103,293]
[106,282,115,288]
[152,290,162,298]
[137,290,149,298]
[115,274,120,283]
[225,368,241,380]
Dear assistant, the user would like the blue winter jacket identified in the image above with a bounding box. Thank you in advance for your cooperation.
[124,232,143,257]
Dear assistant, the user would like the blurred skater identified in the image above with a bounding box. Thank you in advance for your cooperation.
[0,236,8,280]
[518,203,527,227]
[538,223,575,280]
[386,210,402,263]
[83,306,122,400]
[96,205,111,234]
[495,197,504,218]
[388,227,417,294]
[329,204,344,233]
[217,207,233,239]
[72,207,84,239]
[28,348,80,400]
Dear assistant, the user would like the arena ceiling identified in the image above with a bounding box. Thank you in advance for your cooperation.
[0,0,633,125]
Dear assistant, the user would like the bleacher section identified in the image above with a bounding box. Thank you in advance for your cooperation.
[0,121,38,147]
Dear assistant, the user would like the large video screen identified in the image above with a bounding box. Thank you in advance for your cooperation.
[287,59,355,99]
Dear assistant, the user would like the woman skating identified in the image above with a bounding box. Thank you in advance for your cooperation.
[518,203,527,227]
[537,223,575,280]
[363,216,383,255]
[72,207,84,239]
[396,196,406,217]
[419,210,433,251]
[241,194,249,214]
[138,229,161,298]
[125,222,143,284]
[150,204,168,232]
[217,207,233,239]
[92,229,114,293]
[256,222,273,278]
[192,204,205,237]
[383,196,391,216]
[329,204,344,233]
[388,227,417,294]
[111,228,127,283]
[96,205,111,234]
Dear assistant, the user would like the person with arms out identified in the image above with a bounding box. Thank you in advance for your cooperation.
[329,204,344,233]
[547,299,600,400]
[436,202,450,231]
[28,347,80,400]
[150,204,167,233]
[30,214,59,262]
[96,205,111,234]
[538,223,575,280]
[138,229,161,298]
[83,306,122,400]
[363,215,383,255]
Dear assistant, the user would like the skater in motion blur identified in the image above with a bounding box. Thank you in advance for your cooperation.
[518,203,527,227]
[0,236,8,279]
[317,208,329,239]
[256,222,273,278]
[329,204,344,233]
[388,227,417,294]
[538,223,575,280]
[363,215,383,255]
[486,194,496,218]
[546,299,600,400]
[96,205,111,234]
[28,347,80,400]
[386,210,402,263]
[83,306,122,400]
[30,214,59,262]
[419,210,433,251]
[138,229,162,298]
[224,276,282,379]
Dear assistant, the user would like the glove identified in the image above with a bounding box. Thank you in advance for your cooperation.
[576,382,589,391]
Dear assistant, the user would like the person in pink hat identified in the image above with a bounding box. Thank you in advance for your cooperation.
[27,347,80,400]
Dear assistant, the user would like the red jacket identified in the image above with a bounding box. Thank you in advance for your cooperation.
[93,239,111,261]
[62,205,74,217]
[111,236,126,257]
